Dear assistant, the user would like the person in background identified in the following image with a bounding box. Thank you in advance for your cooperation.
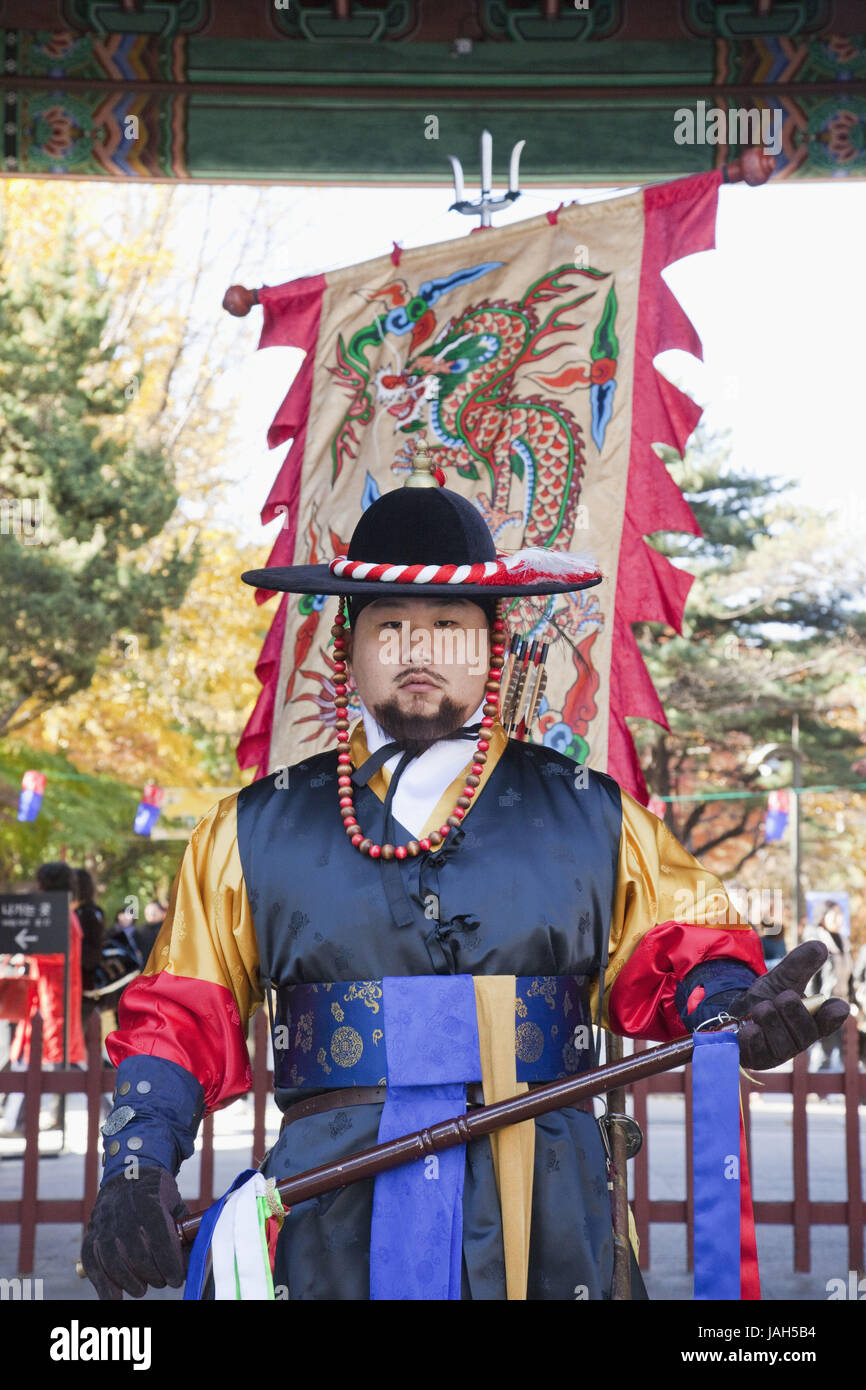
[804,900,853,1070]
[759,914,787,967]
[73,868,106,1045]
[110,903,143,967]
[1,862,85,1134]
[135,900,167,967]
[89,904,145,1043]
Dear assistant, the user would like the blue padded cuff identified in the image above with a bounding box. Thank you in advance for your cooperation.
[675,958,759,1032]
[101,1055,205,1184]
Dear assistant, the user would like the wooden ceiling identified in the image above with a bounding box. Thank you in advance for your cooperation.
[1,1,864,182]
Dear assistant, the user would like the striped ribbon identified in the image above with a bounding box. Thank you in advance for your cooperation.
[185,1170,285,1301]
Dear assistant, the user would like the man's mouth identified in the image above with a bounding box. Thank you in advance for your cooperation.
[398,676,440,692]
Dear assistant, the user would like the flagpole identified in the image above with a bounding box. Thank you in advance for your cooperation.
[604,1031,633,1300]
[222,152,776,318]
[791,711,803,952]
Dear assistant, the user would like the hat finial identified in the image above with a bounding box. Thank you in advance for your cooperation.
[403,431,442,488]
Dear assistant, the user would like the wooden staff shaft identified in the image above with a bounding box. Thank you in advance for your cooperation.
[605,1032,632,1300]
[176,1034,695,1246]
[222,157,776,319]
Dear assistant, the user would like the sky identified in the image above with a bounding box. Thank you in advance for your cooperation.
[161,177,866,549]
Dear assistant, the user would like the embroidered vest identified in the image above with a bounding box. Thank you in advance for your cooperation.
[236,740,623,998]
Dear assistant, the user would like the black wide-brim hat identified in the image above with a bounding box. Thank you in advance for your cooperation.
[242,483,602,600]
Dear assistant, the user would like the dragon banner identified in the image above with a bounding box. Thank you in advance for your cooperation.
[238,170,722,802]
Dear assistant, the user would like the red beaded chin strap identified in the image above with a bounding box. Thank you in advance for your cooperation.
[332,596,508,860]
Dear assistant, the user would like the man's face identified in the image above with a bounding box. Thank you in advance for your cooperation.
[345,596,490,747]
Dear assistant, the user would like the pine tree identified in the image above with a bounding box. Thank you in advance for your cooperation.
[632,429,866,874]
[0,210,198,734]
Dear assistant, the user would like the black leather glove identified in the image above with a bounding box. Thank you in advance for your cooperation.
[729,940,850,1070]
[81,1165,190,1300]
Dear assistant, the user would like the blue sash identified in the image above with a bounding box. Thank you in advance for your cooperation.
[270,972,593,1300]
[370,975,481,1301]
[692,1030,741,1300]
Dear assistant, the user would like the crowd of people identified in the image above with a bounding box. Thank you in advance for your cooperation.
[0,861,166,1136]
[759,902,866,1070]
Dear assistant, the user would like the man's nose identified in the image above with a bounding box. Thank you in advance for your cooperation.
[403,624,433,665]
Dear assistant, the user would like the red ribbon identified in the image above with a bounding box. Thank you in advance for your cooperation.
[738,1103,761,1299]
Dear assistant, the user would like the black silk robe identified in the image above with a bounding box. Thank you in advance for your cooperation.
[238,738,630,1300]
[109,722,764,1299]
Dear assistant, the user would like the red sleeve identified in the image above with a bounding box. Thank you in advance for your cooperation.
[109,972,252,1113]
[608,920,766,1042]
[605,789,767,1042]
[105,793,262,1113]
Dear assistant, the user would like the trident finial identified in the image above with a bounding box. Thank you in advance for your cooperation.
[447,129,525,229]
[403,431,440,488]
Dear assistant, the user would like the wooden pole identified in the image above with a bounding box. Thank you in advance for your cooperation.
[221,153,776,318]
[605,1031,632,1300]
[177,1034,696,1246]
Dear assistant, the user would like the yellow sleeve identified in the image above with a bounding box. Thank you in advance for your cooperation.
[600,789,763,1039]
[108,791,264,1110]
[144,789,264,1023]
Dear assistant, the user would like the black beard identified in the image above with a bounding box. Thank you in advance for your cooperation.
[371,695,469,757]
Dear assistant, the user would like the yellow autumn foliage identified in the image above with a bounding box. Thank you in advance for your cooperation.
[21,526,272,786]
[4,179,275,788]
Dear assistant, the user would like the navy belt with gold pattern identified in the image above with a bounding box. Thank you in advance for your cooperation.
[271,974,593,1090]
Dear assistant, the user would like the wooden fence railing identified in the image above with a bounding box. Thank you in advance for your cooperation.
[2,1012,863,1280]
[0,1009,273,1276]
[629,1015,865,1274]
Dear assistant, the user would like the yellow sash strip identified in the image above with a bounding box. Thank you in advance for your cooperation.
[473,976,535,1301]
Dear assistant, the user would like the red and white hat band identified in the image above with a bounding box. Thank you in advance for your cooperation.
[328,548,600,588]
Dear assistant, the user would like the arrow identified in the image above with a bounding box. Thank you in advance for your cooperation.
[13,928,38,950]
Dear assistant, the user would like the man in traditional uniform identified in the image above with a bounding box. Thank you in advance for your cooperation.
[81,449,847,1301]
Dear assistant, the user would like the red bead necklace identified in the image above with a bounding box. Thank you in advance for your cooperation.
[332,602,508,859]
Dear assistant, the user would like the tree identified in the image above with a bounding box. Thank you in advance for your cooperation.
[0,744,183,905]
[0,176,279,738]
[19,527,271,788]
[0,207,198,734]
[631,429,866,887]
[0,177,289,906]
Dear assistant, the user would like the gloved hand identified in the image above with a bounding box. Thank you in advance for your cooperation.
[729,940,850,1070]
[81,1166,189,1300]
